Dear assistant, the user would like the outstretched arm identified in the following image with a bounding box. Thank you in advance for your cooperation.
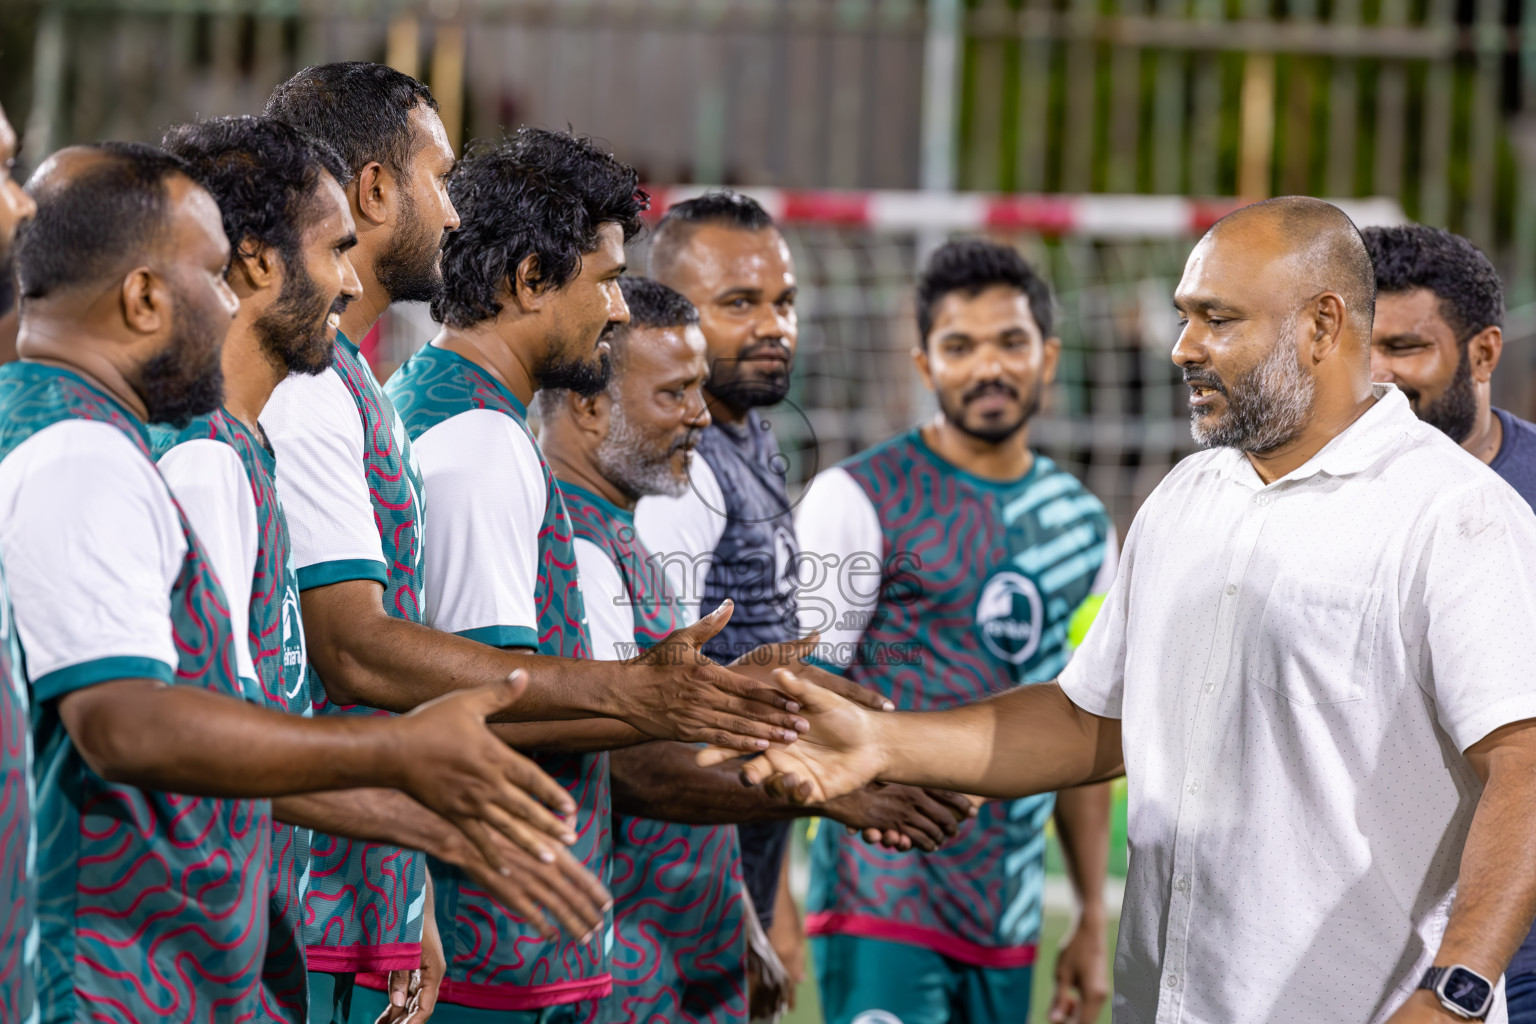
[876,681,1122,796]
[611,741,971,851]
[710,674,1123,804]
[303,584,805,753]
[274,788,610,942]
[492,719,649,753]
[60,670,580,871]
[286,390,803,752]
[484,639,892,755]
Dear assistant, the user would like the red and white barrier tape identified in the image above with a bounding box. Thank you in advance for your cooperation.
[643,186,1406,238]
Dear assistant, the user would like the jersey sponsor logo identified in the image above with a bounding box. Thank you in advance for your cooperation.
[280,583,305,678]
[852,1012,906,1024]
[975,570,1044,665]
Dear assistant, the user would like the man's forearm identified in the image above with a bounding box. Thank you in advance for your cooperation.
[877,682,1122,798]
[274,788,459,854]
[1054,782,1112,922]
[276,787,614,942]
[611,742,805,824]
[61,680,419,797]
[301,584,631,719]
[1434,723,1536,980]
[302,583,806,756]
[493,720,649,754]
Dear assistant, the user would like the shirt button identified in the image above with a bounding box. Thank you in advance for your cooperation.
[1204,683,1216,694]
[1166,974,1180,989]
[1175,877,1188,892]
[1224,584,1237,596]
[1256,494,1271,506]
[1188,780,1200,794]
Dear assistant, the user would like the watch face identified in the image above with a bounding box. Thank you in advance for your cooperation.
[1443,967,1493,1012]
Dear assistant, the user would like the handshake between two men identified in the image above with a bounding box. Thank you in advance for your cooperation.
[362,605,977,945]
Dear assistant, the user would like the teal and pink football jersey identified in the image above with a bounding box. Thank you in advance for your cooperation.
[562,481,749,1024]
[0,363,266,1021]
[155,408,312,1022]
[386,344,611,1011]
[796,430,1114,967]
[0,555,33,1024]
[264,334,428,974]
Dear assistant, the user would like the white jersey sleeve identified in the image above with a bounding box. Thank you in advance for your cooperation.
[793,467,883,671]
[158,439,259,689]
[634,455,727,621]
[412,409,544,649]
[574,538,636,662]
[262,368,387,591]
[0,420,186,700]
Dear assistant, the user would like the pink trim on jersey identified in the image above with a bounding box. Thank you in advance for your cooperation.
[805,912,1040,969]
[305,942,422,974]
[356,972,614,1010]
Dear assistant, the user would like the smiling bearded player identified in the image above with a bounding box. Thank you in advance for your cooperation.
[638,195,976,1015]
[538,276,755,1024]
[792,239,1116,1024]
[156,115,610,1024]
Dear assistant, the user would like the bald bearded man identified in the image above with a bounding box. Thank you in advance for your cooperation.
[709,196,1536,1024]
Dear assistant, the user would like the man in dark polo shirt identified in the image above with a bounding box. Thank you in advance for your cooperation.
[636,193,806,953]
[1364,223,1536,1021]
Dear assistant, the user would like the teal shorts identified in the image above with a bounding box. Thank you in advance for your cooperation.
[308,972,598,1024]
[306,972,391,1024]
[416,998,599,1024]
[811,935,1035,1024]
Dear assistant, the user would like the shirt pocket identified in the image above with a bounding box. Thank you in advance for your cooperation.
[1253,577,1382,705]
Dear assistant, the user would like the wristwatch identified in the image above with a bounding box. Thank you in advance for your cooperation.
[1418,964,1495,1020]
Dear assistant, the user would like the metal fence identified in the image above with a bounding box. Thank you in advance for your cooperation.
[957,0,1536,304]
[1,2,935,190]
[9,0,1536,264]
[5,0,1536,531]
[10,0,1536,279]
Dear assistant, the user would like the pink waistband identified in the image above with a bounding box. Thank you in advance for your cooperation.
[805,912,1040,969]
[305,943,422,974]
[356,971,614,1010]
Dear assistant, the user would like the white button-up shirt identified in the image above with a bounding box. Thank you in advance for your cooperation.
[1060,385,1536,1024]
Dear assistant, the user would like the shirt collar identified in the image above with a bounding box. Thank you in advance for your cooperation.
[1213,383,1413,488]
[559,480,636,524]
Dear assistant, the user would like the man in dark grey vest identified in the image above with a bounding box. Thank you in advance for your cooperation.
[637,193,967,1008]
[637,194,813,946]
